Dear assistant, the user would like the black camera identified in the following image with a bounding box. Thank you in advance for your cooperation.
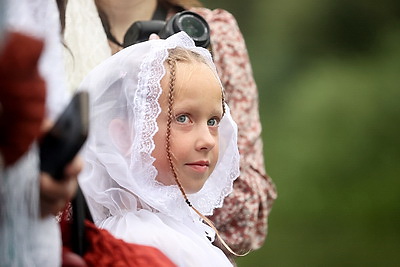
[123,11,210,48]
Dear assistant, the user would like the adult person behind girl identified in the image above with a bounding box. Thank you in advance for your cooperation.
[78,32,240,266]
[63,0,277,257]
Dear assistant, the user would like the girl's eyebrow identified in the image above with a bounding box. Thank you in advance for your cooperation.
[173,105,222,114]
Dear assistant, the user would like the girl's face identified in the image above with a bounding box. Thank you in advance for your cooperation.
[152,61,223,194]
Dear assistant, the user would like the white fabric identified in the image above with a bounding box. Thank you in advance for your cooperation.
[64,0,111,94]
[6,0,70,121]
[78,32,239,266]
[103,210,229,267]
[36,1,70,121]
[0,0,5,44]
[0,147,62,267]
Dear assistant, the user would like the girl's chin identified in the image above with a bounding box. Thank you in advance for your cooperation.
[155,175,208,194]
[183,183,207,195]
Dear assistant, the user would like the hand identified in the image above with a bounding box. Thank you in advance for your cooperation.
[39,119,83,217]
[39,155,83,217]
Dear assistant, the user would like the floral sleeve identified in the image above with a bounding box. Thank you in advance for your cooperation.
[191,7,278,254]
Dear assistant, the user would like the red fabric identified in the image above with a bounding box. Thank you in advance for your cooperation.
[62,247,87,267]
[60,206,176,267]
[0,31,46,166]
[83,220,176,267]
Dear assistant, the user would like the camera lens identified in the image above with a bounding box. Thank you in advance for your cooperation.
[172,11,210,48]
[179,16,205,39]
[130,11,211,48]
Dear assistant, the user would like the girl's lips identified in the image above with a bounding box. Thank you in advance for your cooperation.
[185,161,209,173]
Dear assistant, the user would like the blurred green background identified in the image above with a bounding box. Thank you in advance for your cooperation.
[203,0,400,266]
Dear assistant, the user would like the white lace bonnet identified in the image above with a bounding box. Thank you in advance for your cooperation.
[78,32,240,224]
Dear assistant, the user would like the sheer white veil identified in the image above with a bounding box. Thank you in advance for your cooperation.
[78,32,240,227]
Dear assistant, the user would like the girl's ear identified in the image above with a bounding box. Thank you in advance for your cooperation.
[109,119,131,155]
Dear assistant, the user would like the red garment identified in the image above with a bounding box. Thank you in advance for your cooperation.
[83,220,176,267]
[0,32,46,166]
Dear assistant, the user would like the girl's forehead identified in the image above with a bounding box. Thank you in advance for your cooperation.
[166,61,218,84]
[174,64,221,101]
[158,61,221,106]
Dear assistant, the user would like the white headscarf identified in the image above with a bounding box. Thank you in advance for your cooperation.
[78,32,239,266]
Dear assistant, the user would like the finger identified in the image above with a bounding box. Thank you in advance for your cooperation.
[41,197,68,218]
[40,172,64,200]
[40,119,53,133]
[149,33,160,40]
[40,172,77,201]
[39,155,82,217]
[64,155,83,177]
[40,174,78,217]
[65,175,79,199]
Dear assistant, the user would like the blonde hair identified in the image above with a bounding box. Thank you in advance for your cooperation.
[164,47,245,257]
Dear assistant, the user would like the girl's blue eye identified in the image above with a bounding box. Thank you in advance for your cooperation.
[176,114,189,123]
[207,118,219,127]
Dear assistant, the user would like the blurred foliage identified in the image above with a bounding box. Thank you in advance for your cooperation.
[203,0,400,266]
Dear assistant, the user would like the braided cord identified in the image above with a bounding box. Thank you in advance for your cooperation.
[166,58,192,206]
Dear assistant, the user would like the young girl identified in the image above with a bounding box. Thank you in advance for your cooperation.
[64,0,277,257]
[78,32,240,266]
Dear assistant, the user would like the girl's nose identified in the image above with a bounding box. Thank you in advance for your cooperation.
[195,124,216,151]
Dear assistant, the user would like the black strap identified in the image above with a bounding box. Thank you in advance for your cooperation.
[106,3,169,48]
[106,30,124,48]
[71,185,93,256]
[105,4,186,48]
